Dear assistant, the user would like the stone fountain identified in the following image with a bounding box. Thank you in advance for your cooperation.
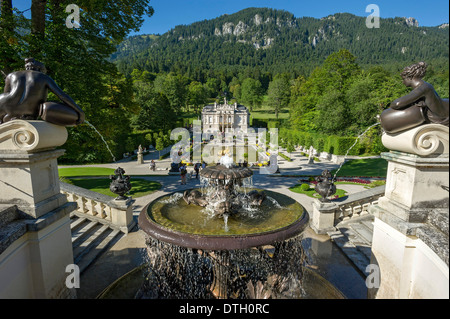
[138,152,313,299]
[183,153,265,218]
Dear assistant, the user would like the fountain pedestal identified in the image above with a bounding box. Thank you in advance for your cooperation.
[0,120,76,298]
[369,126,449,299]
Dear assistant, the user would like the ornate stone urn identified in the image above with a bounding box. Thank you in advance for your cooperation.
[314,169,337,202]
[109,167,132,200]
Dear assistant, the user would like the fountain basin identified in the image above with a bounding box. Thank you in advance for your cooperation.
[200,164,253,180]
[97,263,345,299]
[138,189,309,251]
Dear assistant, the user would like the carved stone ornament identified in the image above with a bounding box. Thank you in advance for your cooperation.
[0,119,68,152]
[382,124,449,156]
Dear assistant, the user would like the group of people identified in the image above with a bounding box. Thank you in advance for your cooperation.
[179,161,206,185]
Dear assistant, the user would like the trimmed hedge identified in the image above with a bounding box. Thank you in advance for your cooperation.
[251,118,287,129]
[279,128,370,156]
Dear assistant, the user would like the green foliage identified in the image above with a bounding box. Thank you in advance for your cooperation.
[279,128,381,156]
[155,137,164,151]
[267,76,290,118]
[132,81,177,131]
[240,78,263,111]
[112,8,448,80]
[1,0,154,164]
[300,183,310,191]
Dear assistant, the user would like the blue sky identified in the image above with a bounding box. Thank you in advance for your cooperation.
[133,0,449,35]
[12,0,449,35]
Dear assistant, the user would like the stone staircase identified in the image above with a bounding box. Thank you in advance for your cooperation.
[327,215,375,276]
[70,213,125,273]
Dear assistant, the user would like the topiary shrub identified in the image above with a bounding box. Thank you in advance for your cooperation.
[300,183,311,191]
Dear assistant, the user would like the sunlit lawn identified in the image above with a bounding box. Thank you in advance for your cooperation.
[59,167,161,198]
[58,167,115,177]
[289,184,347,199]
[65,177,161,198]
[331,158,388,177]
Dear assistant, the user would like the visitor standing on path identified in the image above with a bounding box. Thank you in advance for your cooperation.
[194,162,200,179]
[150,160,156,172]
[180,164,187,185]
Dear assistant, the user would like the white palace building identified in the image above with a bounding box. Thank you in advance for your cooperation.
[201,99,250,135]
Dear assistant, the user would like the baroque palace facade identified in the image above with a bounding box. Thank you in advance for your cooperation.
[201,99,250,135]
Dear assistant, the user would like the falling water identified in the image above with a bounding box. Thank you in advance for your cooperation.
[332,122,380,179]
[139,234,307,299]
[85,120,116,162]
[267,196,282,209]
[160,192,183,204]
[223,214,229,232]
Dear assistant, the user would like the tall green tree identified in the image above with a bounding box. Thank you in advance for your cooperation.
[267,76,290,119]
[187,81,208,114]
[0,0,24,76]
[1,0,154,163]
[132,81,177,132]
[240,78,263,111]
[154,73,189,113]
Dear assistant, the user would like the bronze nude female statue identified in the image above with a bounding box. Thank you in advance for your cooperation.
[0,58,85,126]
[380,62,449,134]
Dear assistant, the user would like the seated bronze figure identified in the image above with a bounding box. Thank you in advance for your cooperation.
[0,58,85,126]
[380,62,449,134]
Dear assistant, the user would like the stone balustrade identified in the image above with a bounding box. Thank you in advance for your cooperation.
[310,185,385,234]
[60,182,135,234]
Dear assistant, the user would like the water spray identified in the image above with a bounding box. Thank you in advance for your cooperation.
[85,120,116,162]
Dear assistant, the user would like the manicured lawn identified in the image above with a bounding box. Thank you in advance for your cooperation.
[331,158,388,177]
[59,167,115,177]
[289,184,347,199]
[66,177,161,198]
[250,109,290,120]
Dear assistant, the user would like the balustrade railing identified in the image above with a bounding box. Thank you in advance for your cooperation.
[333,186,385,222]
[60,182,135,233]
[311,185,385,234]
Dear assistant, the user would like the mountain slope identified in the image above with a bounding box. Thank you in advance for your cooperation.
[113,7,449,75]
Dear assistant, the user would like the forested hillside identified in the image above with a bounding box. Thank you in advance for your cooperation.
[1,5,447,164]
[113,7,449,78]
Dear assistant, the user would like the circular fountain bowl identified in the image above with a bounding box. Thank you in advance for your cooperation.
[138,189,309,251]
[199,164,253,180]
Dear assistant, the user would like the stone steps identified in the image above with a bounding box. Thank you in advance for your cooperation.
[328,215,375,276]
[70,214,123,273]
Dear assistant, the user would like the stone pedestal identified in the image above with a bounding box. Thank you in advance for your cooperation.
[0,120,69,218]
[310,199,338,235]
[0,120,76,298]
[369,126,449,299]
[110,197,136,233]
[137,151,144,164]
[377,151,449,222]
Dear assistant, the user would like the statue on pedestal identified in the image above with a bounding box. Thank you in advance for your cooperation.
[379,62,449,156]
[314,169,336,202]
[109,167,132,200]
[0,58,85,126]
[380,61,449,134]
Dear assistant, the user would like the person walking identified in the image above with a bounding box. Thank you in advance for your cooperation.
[194,162,200,179]
[180,164,187,185]
[150,160,156,172]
